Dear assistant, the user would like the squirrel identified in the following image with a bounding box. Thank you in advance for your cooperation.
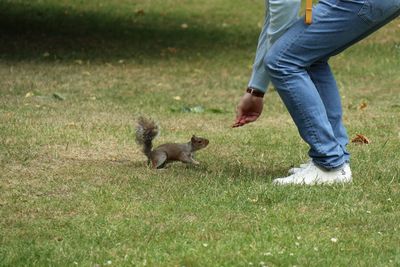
[135,116,209,169]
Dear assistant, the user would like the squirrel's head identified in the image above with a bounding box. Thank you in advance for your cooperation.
[191,135,209,150]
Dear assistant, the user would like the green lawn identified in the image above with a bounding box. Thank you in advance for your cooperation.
[1,0,399,266]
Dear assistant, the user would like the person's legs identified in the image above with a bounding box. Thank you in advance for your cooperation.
[265,0,400,170]
[248,0,300,92]
[307,60,350,163]
[287,59,350,174]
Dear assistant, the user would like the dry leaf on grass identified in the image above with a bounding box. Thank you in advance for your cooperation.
[135,9,145,16]
[167,47,177,54]
[351,134,370,144]
[25,91,34,98]
[359,101,368,110]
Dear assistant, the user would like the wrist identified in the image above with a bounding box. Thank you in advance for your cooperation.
[246,87,265,98]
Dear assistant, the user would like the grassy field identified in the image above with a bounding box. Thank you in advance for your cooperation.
[1,0,400,266]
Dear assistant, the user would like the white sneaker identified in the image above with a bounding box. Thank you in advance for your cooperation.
[288,159,312,175]
[273,161,352,185]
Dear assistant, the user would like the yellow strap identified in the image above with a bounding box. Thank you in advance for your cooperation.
[305,0,313,25]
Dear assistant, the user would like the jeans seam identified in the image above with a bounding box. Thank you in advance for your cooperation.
[356,0,373,25]
[339,0,374,25]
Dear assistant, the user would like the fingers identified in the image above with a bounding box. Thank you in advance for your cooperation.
[232,115,245,127]
[233,107,246,127]
[232,117,243,128]
[232,115,257,128]
[233,104,243,127]
[232,121,243,128]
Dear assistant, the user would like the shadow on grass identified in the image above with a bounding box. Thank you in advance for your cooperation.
[0,1,258,61]
[61,154,284,183]
[187,161,287,183]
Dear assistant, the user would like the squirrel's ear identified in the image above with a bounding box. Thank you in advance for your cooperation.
[191,135,196,140]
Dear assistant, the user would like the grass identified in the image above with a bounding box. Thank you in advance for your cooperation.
[1,0,400,266]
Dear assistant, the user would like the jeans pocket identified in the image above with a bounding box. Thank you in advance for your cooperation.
[358,0,400,25]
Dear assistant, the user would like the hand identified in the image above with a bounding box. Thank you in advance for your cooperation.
[232,93,263,127]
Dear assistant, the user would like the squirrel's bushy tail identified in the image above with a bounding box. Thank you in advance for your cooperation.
[135,116,159,159]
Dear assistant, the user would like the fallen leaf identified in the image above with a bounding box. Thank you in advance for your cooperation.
[247,197,258,203]
[351,134,370,144]
[167,47,177,54]
[359,101,367,110]
[135,9,145,16]
[66,122,77,128]
[25,92,34,98]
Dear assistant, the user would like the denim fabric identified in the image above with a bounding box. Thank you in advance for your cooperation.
[248,0,301,92]
[264,0,400,169]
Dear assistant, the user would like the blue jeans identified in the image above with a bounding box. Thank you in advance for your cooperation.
[264,0,400,169]
[248,0,301,92]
